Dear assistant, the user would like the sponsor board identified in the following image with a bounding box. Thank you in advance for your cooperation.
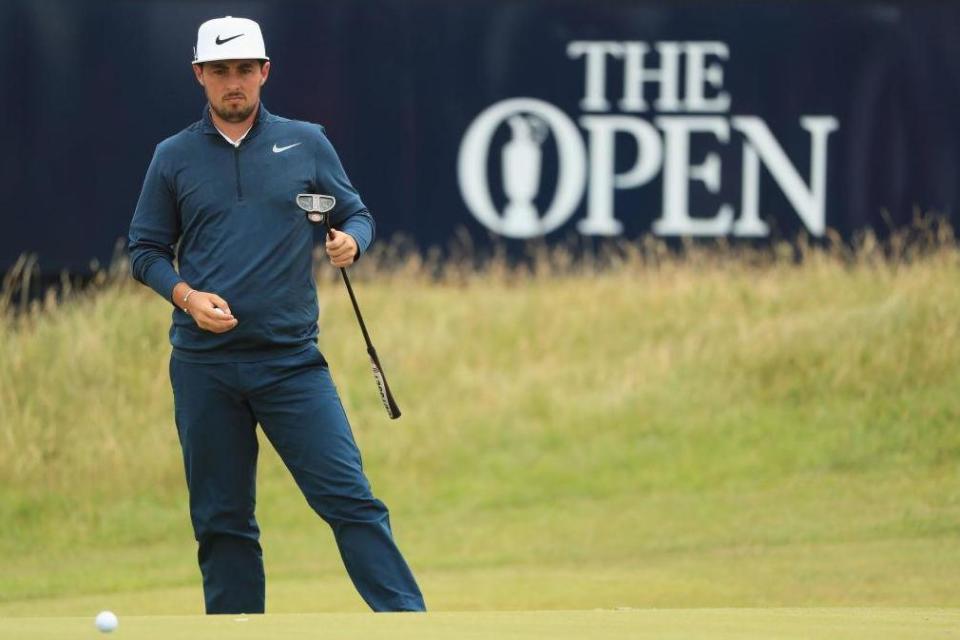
[2,1,958,273]
[459,42,839,239]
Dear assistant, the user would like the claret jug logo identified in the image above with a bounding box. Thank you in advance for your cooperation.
[458,41,839,239]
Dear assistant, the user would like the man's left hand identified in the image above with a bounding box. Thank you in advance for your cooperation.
[325,230,358,267]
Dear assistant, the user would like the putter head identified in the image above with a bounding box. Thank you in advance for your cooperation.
[296,193,337,224]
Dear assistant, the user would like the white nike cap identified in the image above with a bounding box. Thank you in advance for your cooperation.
[193,16,269,64]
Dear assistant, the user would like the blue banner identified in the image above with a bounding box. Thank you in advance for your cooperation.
[2,1,959,273]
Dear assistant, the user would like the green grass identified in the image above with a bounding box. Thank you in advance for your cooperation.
[2,610,959,640]
[1,233,959,616]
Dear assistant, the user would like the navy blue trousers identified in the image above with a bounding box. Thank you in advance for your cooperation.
[169,346,425,614]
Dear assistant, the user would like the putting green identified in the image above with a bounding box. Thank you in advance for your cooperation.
[2,609,957,639]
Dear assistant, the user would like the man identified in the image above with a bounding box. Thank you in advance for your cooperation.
[127,16,425,615]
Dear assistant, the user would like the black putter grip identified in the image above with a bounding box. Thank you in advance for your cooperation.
[367,346,401,419]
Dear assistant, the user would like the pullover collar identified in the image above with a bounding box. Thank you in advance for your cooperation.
[201,102,271,143]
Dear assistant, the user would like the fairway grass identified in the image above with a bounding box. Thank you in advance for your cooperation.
[2,609,959,640]
[2,535,958,615]
[2,234,959,614]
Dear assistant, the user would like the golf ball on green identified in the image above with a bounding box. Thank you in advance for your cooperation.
[95,611,118,633]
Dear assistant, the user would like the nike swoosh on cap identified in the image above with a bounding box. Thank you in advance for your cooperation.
[273,142,302,153]
[215,34,244,45]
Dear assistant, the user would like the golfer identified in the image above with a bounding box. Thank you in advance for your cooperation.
[127,16,425,614]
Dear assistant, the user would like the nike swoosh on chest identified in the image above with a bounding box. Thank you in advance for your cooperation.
[273,142,302,153]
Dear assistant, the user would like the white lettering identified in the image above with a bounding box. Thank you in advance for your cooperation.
[684,42,730,112]
[735,142,768,236]
[567,41,625,112]
[579,116,663,235]
[653,117,735,235]
[619,42,683,112]
[732,116,839,236]
[459,41,840,241]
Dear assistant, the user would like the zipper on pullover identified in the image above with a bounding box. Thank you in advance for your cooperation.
[233,146,243,200]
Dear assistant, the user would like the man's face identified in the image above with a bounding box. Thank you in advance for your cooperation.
[193,59,271,123]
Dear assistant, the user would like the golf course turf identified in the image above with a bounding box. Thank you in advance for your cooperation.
[2,609,959,639]
[2,234,958,634]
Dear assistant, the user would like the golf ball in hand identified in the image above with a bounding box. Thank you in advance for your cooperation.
[95,611,118,633]
[214,307,225,315]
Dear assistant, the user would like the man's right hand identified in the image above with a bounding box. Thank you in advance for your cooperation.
[173,283,238,333]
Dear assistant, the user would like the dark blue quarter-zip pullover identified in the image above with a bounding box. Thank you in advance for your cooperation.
[128,104,374,363]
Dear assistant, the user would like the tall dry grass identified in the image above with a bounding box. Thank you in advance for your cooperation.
[1,220,959,608]
[1,219,956,495]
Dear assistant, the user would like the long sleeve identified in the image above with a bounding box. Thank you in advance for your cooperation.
[314,127,376,258]
[338,208,375,258]
[128,145,183,303]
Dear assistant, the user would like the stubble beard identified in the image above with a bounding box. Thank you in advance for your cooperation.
[211,99,257,123]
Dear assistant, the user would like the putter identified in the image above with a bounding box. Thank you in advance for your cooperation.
[297,193,401,420]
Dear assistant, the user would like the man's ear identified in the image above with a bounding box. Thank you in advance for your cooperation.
[192,63,205,86]
[259,60,271,87]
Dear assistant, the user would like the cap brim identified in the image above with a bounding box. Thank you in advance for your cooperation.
[192,55,270,64]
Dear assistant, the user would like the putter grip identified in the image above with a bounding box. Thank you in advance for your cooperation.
[368,346,401,420]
